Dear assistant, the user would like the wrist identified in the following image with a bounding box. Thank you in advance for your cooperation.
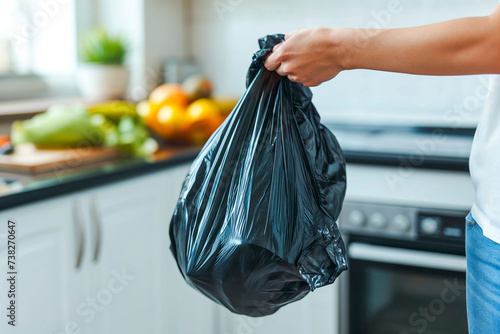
[332,28,360,71]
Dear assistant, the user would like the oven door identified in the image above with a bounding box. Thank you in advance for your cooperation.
[341,243,468,334]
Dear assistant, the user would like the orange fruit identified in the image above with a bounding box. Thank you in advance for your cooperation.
[149,84,189,108]
[137,100,163,134]
[0,135,10,147]
[157,104,185,140]
[183,99,223,144]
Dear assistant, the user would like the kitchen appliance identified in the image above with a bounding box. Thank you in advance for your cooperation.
[163,56,201,84]
[328,123,475,334]
[339,202,468,334]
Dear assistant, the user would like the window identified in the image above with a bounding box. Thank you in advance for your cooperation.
[0,0,77,101]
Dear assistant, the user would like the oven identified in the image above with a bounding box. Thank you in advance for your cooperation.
[339,202,468,334]
[327,123,476,334]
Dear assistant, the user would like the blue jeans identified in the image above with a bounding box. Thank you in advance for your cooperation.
[466,212,500,334]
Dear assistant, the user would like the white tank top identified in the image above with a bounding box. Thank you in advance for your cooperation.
[470,75,500,244]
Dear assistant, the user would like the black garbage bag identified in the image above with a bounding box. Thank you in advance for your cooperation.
[169,34,348,317]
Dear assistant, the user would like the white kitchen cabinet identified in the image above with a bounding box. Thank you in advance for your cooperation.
[0,197,75,334]
[78,164,191,334]
[0,163,221,334]
[73,171,171,334]
[217,284,339,334]
[64,164,217,334]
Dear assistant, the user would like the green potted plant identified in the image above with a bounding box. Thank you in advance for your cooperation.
[77,29,129,100]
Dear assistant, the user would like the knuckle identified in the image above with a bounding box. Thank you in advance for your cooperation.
[287,64,298,74]
[275,56,284,65]
[276,68,287,77]
[276,50,289,62]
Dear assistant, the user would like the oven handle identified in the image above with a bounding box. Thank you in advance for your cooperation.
[348,243,467,272]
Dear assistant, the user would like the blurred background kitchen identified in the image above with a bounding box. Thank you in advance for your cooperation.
[0,0,497,333]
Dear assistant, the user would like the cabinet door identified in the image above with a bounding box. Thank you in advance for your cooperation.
[217,284,338,334]
[76,170,169,334]
[0,197,74,334]
[80,164,218,334]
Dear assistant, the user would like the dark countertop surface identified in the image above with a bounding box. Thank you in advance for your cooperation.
[0,145,200,211]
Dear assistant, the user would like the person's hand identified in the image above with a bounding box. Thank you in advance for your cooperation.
[265,27,347,87]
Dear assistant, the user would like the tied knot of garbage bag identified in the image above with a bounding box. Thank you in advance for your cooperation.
[170,34,348,317]
[246,34,285,87]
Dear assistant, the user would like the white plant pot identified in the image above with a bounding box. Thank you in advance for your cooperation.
[76,64,129,100]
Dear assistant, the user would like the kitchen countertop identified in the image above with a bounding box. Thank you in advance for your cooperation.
[0,145,200,211]
[0,123,474,212]
[326,123,472,171]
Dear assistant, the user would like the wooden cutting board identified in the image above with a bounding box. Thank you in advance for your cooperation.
[0,144,121,174]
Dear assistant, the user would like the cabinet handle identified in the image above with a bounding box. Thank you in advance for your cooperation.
[73,201,85,269]
[90,197,102,262]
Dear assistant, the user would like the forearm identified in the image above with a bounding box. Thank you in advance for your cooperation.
[264,5,500,87]
[341,11,500,75]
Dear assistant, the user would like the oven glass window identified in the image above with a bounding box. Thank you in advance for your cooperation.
[349,260,467,334]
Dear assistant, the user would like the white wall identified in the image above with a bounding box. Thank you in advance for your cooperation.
[97,0,187,100]
[189,0,497,125]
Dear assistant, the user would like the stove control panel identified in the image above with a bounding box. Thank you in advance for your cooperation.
[392,214,412,232]
[418,212,466,242]
[347,210,365,227]
[420,216,441,235]
[339,202,467,242]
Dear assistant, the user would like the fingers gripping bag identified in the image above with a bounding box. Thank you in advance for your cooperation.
[169,34,348,317]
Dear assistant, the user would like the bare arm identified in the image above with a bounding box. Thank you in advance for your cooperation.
[265,4,500,87]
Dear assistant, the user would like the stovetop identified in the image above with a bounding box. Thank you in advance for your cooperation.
[326,123,475,171]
